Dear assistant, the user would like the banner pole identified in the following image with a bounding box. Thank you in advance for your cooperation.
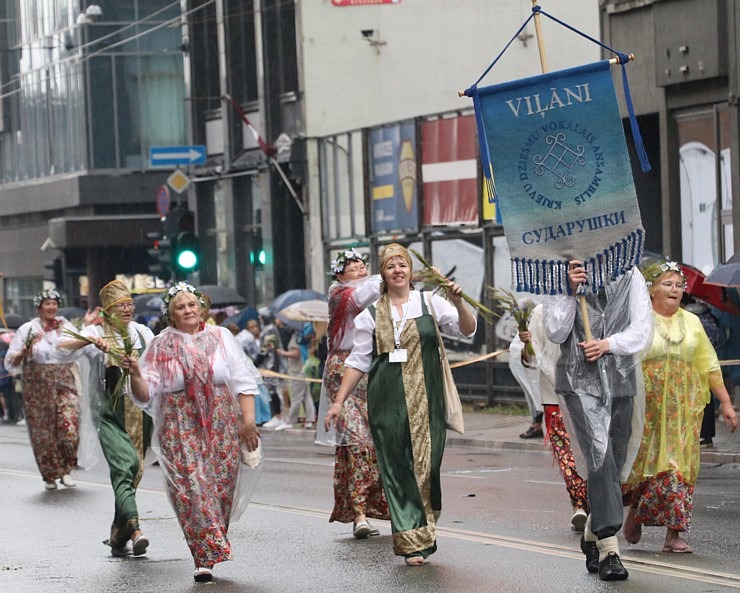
[531,0,549,73]
[531,0,593,341]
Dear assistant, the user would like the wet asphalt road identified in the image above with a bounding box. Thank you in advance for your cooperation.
[2,424,740,593]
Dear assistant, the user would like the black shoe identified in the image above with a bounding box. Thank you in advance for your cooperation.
[580,536,599,574]
[599,552,628,581]
[519,425,544,439]
[699,438,713,448]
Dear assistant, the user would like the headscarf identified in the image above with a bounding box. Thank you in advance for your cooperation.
[378,243,413,293]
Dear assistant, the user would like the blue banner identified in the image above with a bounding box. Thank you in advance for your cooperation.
[369,123,419,234]
[473,61,644,294]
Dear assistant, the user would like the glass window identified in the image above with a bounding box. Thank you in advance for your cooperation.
[677,108,734,272]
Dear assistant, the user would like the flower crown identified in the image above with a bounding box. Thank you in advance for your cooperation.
[33,289,62,308]
[329,248,368,278]
[161,282,205,322]
[642,260,685,287]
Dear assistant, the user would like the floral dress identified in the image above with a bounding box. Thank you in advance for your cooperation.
[622,309,719,532]
[138,324,260,568]
[6,317,81,483]
[316,276,389,525]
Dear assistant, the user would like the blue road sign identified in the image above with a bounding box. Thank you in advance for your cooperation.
[150,145,206,167]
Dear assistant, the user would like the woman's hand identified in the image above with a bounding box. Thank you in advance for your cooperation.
[120,354,140,377]
[92,337,110,353]
[239,420,261,452]
[324,401,343,432]
[84,307,103,326]
[9,347,30,367]
[519,329,531,344]
[720,401,738,433]
[447,280,464,305]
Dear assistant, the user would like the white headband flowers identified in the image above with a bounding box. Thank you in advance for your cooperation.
[330,248,368,278]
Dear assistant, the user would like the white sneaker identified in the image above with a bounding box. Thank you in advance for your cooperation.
[571,508,587,532]
[304,422,314,429]
[263,416,282,429]
[274,422,293,431]
[17,418,26,426]
[61,474,76,488]
[44,481,57,490]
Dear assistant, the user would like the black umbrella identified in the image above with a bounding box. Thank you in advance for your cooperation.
[199,285,247,308]
[1,313,29,329]
[133,293,166,313]
[269,289,327,313]
[705,252,740,288]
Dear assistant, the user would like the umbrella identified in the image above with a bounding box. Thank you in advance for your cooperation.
[57,306,87,320]
[269,289,326,314]
[278,299,329,323]
[199,285,247,308]
[220,306,259,331]
[705,252,740,288]
[1,313,29,329]
[679,263,731,313]
[133,293,166,312]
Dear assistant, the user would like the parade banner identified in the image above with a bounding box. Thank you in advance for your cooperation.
[369,123,419,234]
[472,60,644,295]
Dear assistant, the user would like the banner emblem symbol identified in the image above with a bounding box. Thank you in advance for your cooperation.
[533,132,587,189]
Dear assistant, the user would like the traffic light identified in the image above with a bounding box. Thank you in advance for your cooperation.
[146,229,172,282]
[171,209,201,278]
[250,228,265,269]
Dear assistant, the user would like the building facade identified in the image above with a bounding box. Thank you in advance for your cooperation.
[0,0,186,315]
[601,0,740,273]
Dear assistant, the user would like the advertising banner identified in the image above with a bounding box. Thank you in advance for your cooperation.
[369,123,419,234]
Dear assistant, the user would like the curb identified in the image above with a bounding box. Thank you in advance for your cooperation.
[263,427,739,465]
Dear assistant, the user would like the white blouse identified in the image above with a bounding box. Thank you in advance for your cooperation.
[6,317,81,374]
[140,325,260,399]
[345,291,476,374]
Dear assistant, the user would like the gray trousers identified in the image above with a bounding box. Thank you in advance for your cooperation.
[562,393,633,540]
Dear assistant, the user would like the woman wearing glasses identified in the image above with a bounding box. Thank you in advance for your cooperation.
[622,261,737,554]
[60,280,155,558]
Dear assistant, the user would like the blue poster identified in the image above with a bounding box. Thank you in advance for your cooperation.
[369,123,419,233]
[472,61,644,294]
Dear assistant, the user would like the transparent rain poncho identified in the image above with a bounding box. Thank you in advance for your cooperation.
[543,268,654,479]
[135,325,263,523]
[625,308,721,486]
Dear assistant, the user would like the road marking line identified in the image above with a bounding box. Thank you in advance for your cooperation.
[3,468,739,587]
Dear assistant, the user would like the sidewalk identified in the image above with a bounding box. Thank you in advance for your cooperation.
[446,410,740,465]
[274,410,740,465]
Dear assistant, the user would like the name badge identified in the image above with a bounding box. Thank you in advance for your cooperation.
[389,349,408,363]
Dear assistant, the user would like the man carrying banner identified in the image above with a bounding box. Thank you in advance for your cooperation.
[543,260,652,581]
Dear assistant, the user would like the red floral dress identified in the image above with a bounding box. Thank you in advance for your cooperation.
[319,277,389,524]
[6,317,80,483]
[139,325,260,568]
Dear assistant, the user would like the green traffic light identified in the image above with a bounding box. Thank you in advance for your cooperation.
[177,249,198,270]
[258,250,266,265]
